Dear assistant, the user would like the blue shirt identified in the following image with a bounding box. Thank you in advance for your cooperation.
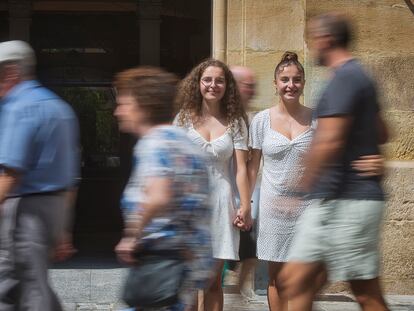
[0,80,80,196]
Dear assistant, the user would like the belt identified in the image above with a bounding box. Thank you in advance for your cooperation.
[9,189,66,198]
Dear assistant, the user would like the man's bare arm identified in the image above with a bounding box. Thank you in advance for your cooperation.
[350,113,389,177]
[115,177,172,264]
[53,187,78,261]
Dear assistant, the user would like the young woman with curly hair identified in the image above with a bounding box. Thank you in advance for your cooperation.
[175,59,252,311]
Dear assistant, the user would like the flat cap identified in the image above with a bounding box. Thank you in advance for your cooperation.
[0,40,36,67]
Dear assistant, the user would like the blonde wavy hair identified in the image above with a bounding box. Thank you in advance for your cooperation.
[175,59,247,132]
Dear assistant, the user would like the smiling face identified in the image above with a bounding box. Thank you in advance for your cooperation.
[274,64,305,104]
[199,66,226,104]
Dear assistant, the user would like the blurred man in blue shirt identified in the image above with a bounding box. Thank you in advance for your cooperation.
[0,40,79,311]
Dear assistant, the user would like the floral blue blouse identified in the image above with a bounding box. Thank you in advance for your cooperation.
[121,125,214,310]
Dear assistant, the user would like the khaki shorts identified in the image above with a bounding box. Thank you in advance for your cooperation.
[288,199,385,282]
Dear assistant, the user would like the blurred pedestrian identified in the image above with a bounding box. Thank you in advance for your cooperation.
[174,59,251,311]
[249,50,386,311]
[0,40,79,311]
[229,66,259,300]
[114,67,214,311]
[230,66,256,113]
[278,13,389,311]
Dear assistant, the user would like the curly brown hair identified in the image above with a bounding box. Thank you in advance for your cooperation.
[175,58,247,132]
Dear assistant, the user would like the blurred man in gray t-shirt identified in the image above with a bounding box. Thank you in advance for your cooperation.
[279,13,390,311]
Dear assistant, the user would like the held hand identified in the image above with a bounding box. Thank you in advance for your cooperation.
[233,208,253,231]
[115,237,138,265]
[53,233,77,262]
[233,214,243,228]
[352,154,385,177]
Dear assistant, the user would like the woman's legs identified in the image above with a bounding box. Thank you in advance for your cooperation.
[204,260,224,311]
[239,258,257,298]
[267,262,288,311]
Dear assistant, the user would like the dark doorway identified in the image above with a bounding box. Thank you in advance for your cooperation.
[29,1,211,262]
[160,0,211,76]
[0,11,8,41]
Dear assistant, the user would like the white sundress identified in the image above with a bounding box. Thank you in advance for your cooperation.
[249,109,315,262]
[175,116,249,260]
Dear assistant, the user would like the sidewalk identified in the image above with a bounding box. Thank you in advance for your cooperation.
[61,294,414,311]
[222,294,414,311]
[50,260,414,311]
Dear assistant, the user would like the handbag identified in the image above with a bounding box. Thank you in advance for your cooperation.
[122,251,186,308]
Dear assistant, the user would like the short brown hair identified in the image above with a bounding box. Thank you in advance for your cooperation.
[114,66,179,125]
[311,12,352,48]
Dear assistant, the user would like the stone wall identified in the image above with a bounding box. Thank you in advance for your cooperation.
[382,163,414,293]
[213,0,414,294]
[213,0,306,110]
[306,0,414,160]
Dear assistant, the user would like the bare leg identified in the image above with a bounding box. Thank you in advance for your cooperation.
[267,262,287,311]
[204,260,224,311]
[278,262,326,311]
[197,290,204,311]
[239,258,256,299]
[185,295,199,311]
[350,278,389,311]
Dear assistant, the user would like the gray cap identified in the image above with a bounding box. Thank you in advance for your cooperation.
[0,40,36,67]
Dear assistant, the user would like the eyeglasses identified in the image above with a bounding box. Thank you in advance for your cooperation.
[200,77,226,88]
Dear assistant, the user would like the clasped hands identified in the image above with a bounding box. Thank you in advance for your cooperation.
[233,207,253,231]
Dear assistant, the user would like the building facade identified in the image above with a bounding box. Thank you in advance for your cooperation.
[212,0,414,294]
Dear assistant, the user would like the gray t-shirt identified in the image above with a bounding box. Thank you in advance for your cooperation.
[310,59,384,200]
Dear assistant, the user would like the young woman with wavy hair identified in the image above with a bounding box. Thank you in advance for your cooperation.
[175,59,251,311]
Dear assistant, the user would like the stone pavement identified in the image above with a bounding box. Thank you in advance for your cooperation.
[50,262,414,311]
[61,294,414,311]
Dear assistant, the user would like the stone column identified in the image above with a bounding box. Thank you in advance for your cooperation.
[212,0,227,62]
[8,0,32,42]
[137,0,162,66]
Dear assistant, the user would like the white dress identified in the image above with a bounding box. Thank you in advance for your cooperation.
[249,109,315,262]
[176,116,248,260]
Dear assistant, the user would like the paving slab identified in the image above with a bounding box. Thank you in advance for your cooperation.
[63,295,413,311]
[54,267,414,310]
[223,294,414,311]
[90,269,127,303]
[50,269,92,303]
